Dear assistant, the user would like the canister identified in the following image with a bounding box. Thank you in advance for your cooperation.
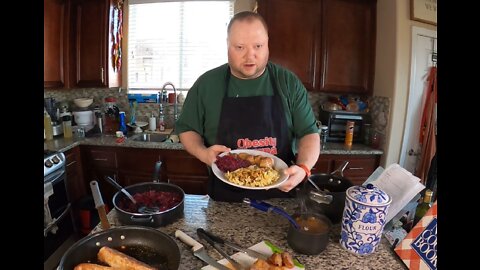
[340,184,392,255]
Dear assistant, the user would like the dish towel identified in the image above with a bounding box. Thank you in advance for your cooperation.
[44,182,58,236]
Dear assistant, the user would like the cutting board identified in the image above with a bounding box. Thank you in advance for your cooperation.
[201,240,304,270]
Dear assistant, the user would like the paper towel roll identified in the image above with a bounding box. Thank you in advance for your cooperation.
[149,116,157,131]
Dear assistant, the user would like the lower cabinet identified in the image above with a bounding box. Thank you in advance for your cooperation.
[81,146,209,209]
[312,154,381,185]
[161,149,209,195]
[64,146,86,230]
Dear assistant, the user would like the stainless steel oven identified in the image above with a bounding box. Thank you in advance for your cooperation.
[44,150,76,269]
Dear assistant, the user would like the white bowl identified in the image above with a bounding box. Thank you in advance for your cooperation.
[73,98,93,108]
[73,110,94,126]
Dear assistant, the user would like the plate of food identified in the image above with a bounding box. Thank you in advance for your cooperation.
[201,240,304,270]
[212,149,289,190]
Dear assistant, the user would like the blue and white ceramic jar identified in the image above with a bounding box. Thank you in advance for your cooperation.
[340,184,392,255]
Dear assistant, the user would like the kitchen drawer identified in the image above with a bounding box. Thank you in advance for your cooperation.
[311,158,332,174]
[333,156,377,177]
[88,149,117,169]
[116,148,161,173]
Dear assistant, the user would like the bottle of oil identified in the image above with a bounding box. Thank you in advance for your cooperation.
[44,110,54,141]
[62,115,73,138]
[414,189,434,225]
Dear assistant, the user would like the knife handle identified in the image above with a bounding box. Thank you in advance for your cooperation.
[196,228,216,247]
[175,230,203,252]
[90,181,105,208]
[197,228,225,245]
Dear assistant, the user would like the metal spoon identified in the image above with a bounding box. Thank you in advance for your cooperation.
[104,176,137,204]
[104,176,160,214]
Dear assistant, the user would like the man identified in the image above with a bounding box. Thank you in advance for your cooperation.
[175,11,319,201]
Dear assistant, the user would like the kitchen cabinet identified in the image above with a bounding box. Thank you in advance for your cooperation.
[81,146,208,207]
[44,0,122,89]
[69,0,121,88]
[44,0,70,88]
[162,149,210,195]
[312,154,380,185]
[64,146,86,230]
[257,0,376,95]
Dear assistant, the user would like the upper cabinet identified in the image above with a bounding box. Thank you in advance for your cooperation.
[257,0,376,95]
[44,0,69,89]
[44,0,122,89]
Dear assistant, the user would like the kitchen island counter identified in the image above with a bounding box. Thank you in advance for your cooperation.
[91,195,405,270]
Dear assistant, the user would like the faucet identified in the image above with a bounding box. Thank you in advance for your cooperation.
[161,82,178,121]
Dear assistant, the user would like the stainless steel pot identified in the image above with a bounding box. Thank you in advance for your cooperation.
[58,226,181,270]
[113,182,185,227]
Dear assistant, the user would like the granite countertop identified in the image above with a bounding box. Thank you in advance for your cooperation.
[44,134,383,155]
[91,195,405,270]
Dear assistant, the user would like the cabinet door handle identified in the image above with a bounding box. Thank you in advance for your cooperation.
[101,67,105,84]
[348,167,364,170]
[94,158,108,161]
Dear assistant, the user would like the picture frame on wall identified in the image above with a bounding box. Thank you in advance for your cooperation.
[410,0,437,26]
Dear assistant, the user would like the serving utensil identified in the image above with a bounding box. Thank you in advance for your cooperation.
[104,176,160,214]
[243,198,300,230]
[197,228,246,270]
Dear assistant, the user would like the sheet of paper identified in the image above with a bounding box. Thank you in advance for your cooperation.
[362,166,384,186]
[370,163,425,223]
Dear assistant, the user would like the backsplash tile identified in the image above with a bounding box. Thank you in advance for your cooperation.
[44,87,390,141]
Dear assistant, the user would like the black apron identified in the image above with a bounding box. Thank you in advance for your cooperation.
[209,65,295,202]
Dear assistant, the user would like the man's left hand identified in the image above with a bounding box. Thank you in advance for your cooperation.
[277,165,306,192]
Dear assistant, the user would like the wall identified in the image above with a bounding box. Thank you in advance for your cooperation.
[374,0,436,167]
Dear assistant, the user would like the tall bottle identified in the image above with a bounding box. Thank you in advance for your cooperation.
[119,111,128,136]
[414,189,434,225]
[158,104,166,131]
[344,121,354,146]
[44,111,54,141]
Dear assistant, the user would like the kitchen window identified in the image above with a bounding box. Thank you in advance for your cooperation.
[128,0,234,93]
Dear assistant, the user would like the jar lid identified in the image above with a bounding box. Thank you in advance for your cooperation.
[346,184,392,206]
[320,125,329,130]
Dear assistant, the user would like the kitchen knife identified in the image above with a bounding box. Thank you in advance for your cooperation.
[197,228,245,270]
[197,228,269,261]
[175,230,230,270]
[90,181,110,230]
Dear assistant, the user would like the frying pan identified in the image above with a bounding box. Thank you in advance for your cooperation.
[58,226,181,270]
[303,161,353,224]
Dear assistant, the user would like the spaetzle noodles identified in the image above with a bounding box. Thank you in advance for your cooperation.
[224,165,280,187]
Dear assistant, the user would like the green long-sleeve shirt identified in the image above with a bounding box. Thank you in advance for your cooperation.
[175,62,318,153]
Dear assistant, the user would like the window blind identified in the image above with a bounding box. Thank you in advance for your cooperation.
[128,0,234,92]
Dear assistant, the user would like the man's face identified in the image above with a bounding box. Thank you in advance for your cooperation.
[227,19,269,80]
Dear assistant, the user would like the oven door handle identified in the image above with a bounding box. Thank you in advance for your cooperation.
[44,168,66,185]
[44,203,71,237]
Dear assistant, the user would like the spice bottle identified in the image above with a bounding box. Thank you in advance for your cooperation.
[344,121,355,146]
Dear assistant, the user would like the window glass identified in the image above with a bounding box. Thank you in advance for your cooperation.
[128,1,234,92]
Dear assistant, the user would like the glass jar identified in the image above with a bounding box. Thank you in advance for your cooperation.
[320,125,329,148]
[363,123,372,146]
[62,115,73,138]
[104,97,119,135]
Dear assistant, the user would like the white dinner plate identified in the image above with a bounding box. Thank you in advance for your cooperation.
[211,149,289,190]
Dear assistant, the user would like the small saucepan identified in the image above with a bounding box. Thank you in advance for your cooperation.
[303,161,353,224]
[58,226,181,270]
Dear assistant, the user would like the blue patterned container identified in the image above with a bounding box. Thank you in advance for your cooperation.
[340,184,392,255]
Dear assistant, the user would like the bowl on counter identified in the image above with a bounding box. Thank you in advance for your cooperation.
[287,212,332,255]
[73,98,93,108]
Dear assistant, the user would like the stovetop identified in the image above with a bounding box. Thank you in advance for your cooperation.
[44,150,66,178]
